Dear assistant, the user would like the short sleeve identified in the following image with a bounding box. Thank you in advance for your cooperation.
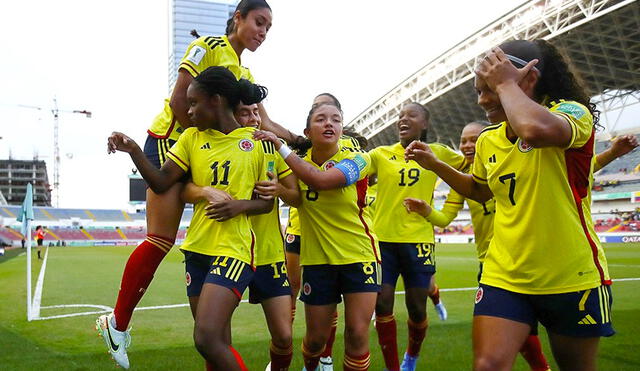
[275,153,292,180]
[367,147,380,175]
[166,128,194,171]
[549,101,594,149]
[335,152,371,185]
[179,38,218,77]
[471,135,488,185]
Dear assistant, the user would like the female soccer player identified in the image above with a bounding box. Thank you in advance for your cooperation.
[183,101,299,371]
[368,102,465,371]
[255,102,379,371]
[406,39,615,371]
[34,226,46,260]
[284,92,361,371]
[96,1,277,368]
[105,66,273,370]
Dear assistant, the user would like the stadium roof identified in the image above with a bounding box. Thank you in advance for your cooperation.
[347,0,640,149]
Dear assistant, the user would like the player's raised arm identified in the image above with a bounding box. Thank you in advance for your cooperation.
[405,141,492,203]
[107,132,185,194]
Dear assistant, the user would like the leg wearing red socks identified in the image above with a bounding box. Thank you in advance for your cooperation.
[375,314,400,371]
[407,318,428,357]
[270,340,293,371]
[344,351,370,371]
[112,234,173,331]
[520,334,551,371]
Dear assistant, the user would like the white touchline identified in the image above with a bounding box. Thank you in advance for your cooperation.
[30,278,640,321]
[31,247,49,319]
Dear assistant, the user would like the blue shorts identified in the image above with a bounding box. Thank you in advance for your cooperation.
[300,262,381,305]
[285,234,300,254]
[380,242,436,288]
[474,283,615,338]
[143,135,176,169]
[183,250,253,300]
[248,261,292,304]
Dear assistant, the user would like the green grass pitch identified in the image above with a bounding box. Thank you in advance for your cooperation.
[1,243,639,370]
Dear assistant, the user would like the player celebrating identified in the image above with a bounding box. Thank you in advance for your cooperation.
[406,39,615,371]
[104,66,274,370]
[183,101,299,371]
[369,102,465,371]
[95,1,277,368]
[255,102,379,371]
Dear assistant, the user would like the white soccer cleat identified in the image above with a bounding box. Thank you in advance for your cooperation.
[435,301,448,321]
[319,356,334,371]
[96,313,131,369]
[265,362,271,371]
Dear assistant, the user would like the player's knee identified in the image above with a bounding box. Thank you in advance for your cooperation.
[406,300,427,322]
[304,335,327,353]
[344,322,369,350]
[193,324,224,357]
[271,329,293,349]
[473,354,509,371]
[375,300,394,316]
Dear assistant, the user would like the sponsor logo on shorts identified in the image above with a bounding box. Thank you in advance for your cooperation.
[286,234,295,244]
[303,282,312,296]
[185,272,191,286]
[475,287,483,304]
[324,160,336,170]
[238,139,254,152]
[517,139,533,153]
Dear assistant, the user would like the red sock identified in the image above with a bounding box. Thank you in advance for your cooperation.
[112,235,173,330]
[302,339,323,371]
[407,318,428,357]
[270,341,293,371]
[429,284,441,305]
[344,351,370,371]
[228,346,248,371]
[206,361,214,371]
[320,311,338,358]
[375,314,399,371]
[520,335,550,371]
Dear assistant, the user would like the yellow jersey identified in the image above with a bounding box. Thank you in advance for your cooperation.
[472,100,609,294]
[250,151,292,265]
[285,136,361,237]
[167,127,274,265]
[368,142,465,243]
[297,148,379,265]
[148,35,255,141]
[364,182,378,221]
[427,166,496,262]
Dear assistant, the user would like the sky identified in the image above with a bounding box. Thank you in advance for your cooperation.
[1,0,634,210]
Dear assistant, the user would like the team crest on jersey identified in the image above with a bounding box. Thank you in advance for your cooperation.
[475,287,483,304]
[517,139,533,153]
[185,272,192,287]
[303,282,312,296]
[238,139,254,152]
[324,161,336,170]
[286,234,295,244]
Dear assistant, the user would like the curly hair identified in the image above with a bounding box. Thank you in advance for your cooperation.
[500,39,600,128]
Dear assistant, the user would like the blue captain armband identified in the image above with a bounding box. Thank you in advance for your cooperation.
[335,154,367,186]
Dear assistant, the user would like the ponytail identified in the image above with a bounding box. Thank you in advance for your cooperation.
[194,66,268,108]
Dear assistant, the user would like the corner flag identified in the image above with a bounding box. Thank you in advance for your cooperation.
[17,183,34,235]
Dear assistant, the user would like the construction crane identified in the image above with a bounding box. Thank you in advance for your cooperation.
[3,99,91,207]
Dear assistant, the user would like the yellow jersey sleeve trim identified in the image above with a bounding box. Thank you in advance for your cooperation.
[553,111,578,149]
[179,62,199,78]
[473,174,488,184]
[278,168,293,179]
[167,151,189,172]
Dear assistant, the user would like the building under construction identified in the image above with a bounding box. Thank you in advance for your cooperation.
[0,159,51,206]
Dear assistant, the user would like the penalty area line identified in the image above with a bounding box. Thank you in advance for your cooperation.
[30,277,640,321]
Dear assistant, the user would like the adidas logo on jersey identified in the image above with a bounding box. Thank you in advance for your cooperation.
[200,143,211,150]
[389,155,397,161]
[578,314,597,325]
[282,280,290,287]
[210,267,221,275]
[365,277,376,284]
[489,154,496,163]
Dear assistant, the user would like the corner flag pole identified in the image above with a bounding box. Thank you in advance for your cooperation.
[17,183,34,321]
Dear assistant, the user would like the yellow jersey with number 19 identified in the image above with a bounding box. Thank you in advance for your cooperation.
[368,142,465,243]
[472,100,609,295]
[250,150,292,266]
[167,127,274,265]
[298,148,379,266]
[148,35,255,141]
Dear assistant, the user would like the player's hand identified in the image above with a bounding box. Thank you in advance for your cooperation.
[610,135,638,157]
[205,200,246,222]
[201,186,233,203]
[475,47,539,92]
[403,197,432,218]
[405,141,437,169]
[108,132,138,154]
[253,130,282,149]
[254,172,278,200]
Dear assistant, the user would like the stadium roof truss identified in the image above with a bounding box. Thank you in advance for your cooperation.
[347,0,640,148]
